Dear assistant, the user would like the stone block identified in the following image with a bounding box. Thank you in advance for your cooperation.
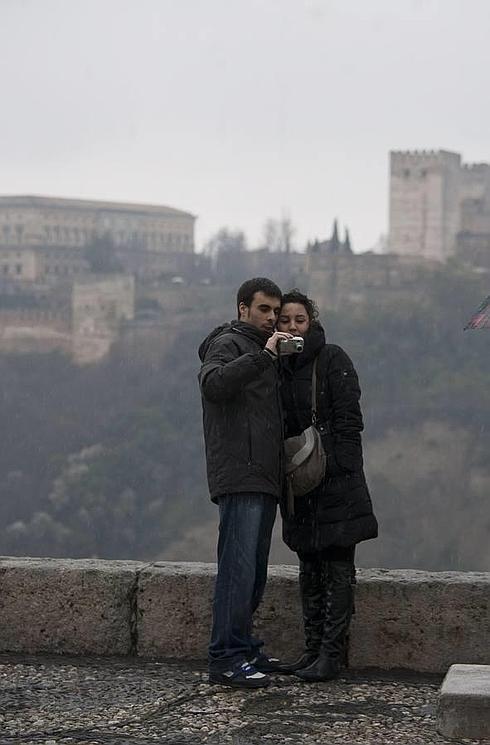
[136,563,303,661]
[349,569,490,672]
[437,664,490,740]
[254,565,303,658]
[0,557,140,655]
[136,562,216,658]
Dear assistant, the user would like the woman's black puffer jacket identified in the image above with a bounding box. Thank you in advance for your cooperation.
[280,321,378,552]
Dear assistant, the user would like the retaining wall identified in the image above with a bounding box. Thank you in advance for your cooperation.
[0,558,488,673]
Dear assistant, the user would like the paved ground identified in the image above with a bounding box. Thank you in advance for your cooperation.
[0,654,486,745]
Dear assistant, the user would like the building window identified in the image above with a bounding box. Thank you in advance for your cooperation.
[403,169,410,178]
[2,265,9,275]
[15,264,22,275]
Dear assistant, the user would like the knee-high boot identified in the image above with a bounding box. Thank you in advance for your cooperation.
[279,555,326,673]
[297,558,354,681]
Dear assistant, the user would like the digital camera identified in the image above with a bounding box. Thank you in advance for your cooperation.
[278,336,304,355]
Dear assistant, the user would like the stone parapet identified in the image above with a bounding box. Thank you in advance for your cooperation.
[0,558,488,673]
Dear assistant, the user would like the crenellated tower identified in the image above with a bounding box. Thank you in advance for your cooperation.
[388,150,462,261]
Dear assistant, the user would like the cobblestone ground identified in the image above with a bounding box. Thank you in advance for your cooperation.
[0,654,485,745]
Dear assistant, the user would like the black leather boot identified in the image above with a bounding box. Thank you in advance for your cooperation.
[297,558,354,682]
[278,556,326,674]
[296,653,341,681]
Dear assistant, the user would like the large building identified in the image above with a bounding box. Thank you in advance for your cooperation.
[0,195,196,281]
[388,150,490,262]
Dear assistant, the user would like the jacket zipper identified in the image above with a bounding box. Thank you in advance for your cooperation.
[247,417,253,466]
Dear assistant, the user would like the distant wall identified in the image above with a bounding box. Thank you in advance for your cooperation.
[0,558,488,673]
[0,309,72,354]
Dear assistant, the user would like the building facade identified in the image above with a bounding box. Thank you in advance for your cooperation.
[0,245,89,283]
[388,150,490,262]
[0,195,196,281]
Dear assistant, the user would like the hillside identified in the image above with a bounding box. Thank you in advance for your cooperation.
[0,261,488,570]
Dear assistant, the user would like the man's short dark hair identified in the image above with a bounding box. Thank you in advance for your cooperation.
[281,289,319,322]
[236,277,282,317]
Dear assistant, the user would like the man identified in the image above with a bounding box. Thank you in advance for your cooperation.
[198,277,292,688]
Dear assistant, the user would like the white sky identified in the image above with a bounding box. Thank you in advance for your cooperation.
[1,0,489,251]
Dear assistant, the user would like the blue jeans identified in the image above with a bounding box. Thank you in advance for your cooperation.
[208,492,277,672]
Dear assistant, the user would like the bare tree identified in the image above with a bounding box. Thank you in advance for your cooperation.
[262,216,295,253]
[203,228,247,258]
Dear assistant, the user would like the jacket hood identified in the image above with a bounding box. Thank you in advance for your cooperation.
[198,322,232,361]
[198,320,269,361]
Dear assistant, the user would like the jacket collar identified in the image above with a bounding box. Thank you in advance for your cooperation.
[198,319,269,360]
[231,320,270,347]
[282,321,325,371]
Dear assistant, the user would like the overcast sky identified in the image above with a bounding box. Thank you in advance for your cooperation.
[1,0,489,251]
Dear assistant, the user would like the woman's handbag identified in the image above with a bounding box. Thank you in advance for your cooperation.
[284,356,326,513]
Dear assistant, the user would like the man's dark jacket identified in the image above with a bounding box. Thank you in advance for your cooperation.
[199,321,283,503]
[280,322,378,551]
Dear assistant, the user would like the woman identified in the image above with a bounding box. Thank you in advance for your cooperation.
[277,290,378,681]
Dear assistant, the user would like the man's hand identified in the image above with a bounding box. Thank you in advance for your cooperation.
[265,331,293,356]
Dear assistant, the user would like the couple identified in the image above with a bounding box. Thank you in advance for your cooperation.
[198,277,377,688]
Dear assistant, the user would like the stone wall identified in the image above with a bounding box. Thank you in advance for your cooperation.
[72,275,135,364]
[306,252,441,311]
[0,558,488,673]
[0,309,72,355]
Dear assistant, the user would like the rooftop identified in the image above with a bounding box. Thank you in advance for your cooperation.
[0,195,196,220]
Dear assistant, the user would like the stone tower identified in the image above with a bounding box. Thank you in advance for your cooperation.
[388,150,462,261]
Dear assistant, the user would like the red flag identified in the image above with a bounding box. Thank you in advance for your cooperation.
[464,296,490,329]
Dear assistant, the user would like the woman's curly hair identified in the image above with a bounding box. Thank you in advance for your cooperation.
[280,289,319,322]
